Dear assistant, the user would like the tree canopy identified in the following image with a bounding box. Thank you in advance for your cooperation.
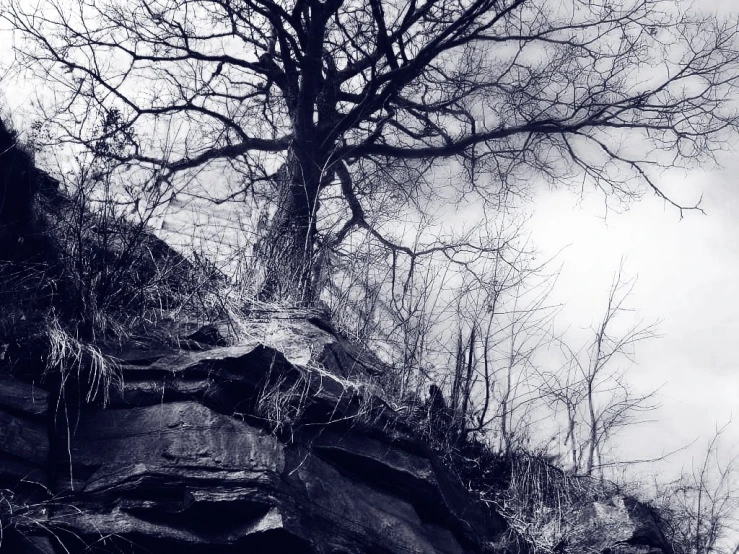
[4,0,739,302]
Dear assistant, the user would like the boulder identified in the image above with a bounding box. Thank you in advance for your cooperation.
[554,495,673,554]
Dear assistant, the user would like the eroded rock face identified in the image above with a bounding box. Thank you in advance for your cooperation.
[0,316,505,553]
[0,316,675,554]
[552,495,673,554]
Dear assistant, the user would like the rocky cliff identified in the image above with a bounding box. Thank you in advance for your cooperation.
[0,115,675,553]
[0,314,510,553]
[0,313,676,554]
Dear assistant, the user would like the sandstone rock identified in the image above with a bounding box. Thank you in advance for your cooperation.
[285,443,466,554]
[310,429,506,549]
[0,308,679,554]
[0,376,48,418]
[0,408,47,466]
[0,534,56,554]
[0,378,48,494]
[37,331,506,553]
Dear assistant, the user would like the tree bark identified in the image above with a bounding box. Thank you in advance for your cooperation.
[257,147,324,305]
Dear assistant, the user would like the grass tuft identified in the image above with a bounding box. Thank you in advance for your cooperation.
[43,315,122,406]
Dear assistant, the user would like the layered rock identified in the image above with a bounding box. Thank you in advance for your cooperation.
[567,496,672,554]
[0,316,505,553]
[0,314,678,554]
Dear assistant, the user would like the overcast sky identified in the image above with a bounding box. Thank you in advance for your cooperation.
[1,1,738,485]
[527,153,739,479]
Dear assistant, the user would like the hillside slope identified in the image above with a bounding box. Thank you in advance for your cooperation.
[0,115,675,554]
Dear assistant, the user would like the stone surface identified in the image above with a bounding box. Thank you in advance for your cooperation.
[0,375,48,485]
[0,376,48,417]
[18,318,506,553]
[552,495,673,554]
[0,316,673,554]
[0,407,48,466]
[66,402,284,471]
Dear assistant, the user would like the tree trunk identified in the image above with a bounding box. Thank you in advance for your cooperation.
[256,149,322,305]
[255,8,339,306]
[586,378,597,476]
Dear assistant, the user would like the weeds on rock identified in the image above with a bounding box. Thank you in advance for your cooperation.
[254,358,312,434]
[43,315,121,406]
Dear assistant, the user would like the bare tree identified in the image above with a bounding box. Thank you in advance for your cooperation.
[4,0,738,303]
[431,247,560,450]
[543,262,659,476]
[655,421,739,554]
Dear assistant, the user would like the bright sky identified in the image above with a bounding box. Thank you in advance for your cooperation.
[528,156,739,479]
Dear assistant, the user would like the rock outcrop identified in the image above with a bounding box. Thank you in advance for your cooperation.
[0,315,507,553]
[524,493,673,554]
[0,113,678,554]
[572,496,672,554]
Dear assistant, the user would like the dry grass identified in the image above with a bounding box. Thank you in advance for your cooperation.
[253,359,312,434]
[252,355,388,437]
[462,450,622,554]
[43,315,122,406]
[0,480,123,554]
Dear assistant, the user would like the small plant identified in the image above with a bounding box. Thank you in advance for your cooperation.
[43,314,122,406]
[492,452,601,554]
[652,423,739,554]
[254,360,312,434]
